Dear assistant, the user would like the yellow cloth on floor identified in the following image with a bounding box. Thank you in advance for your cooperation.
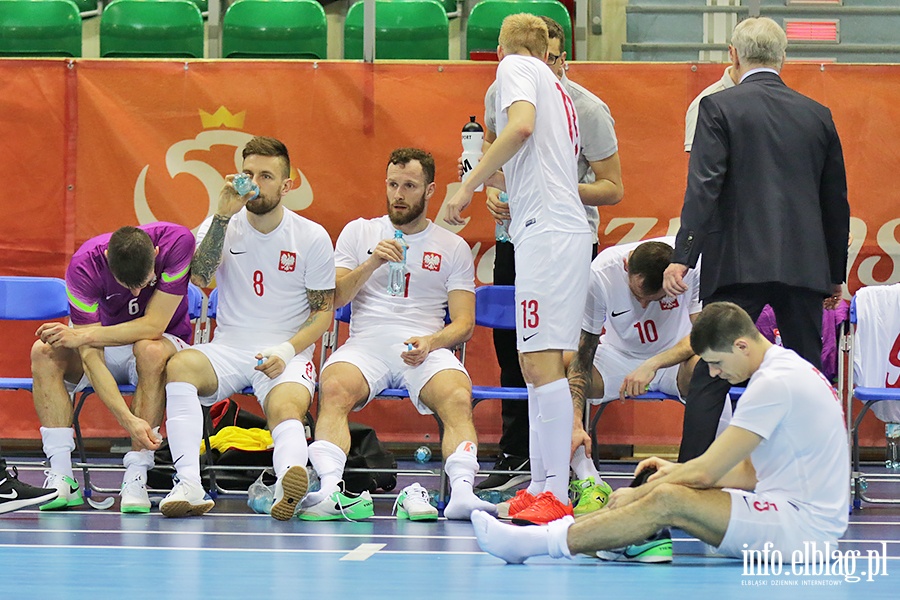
[200,426,274,455]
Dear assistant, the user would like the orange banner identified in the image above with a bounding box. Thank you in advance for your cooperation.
[1,59,898,448]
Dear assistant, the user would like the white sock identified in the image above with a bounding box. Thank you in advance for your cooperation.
[40,426,75,479]
[307,440,346,502]
[570,447,600,481]
[123,449,154,484]
[443,442,497,520]
[525,384,545,496]
[271,419,308,480]
[164,382,203,487]
[547,515,575,559]
[534,379,574,502]
[471,509,552,564]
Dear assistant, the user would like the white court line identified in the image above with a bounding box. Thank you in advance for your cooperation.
[340,543,385,561]
[0,543,483,556]
[31,509,900,527]
[0,527,476,541]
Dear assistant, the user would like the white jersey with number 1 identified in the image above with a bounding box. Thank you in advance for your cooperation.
[335,216,474,342]
[583,237,702,360]
[196,209,336,356]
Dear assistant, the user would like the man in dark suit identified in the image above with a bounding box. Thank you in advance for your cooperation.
[663,17,850,462]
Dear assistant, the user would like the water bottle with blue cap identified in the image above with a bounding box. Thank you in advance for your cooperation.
[387,230,408,297]
[233,173,259,200]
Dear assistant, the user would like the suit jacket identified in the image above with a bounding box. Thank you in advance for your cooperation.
[674,71,849,299]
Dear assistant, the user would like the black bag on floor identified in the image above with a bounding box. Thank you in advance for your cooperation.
[148,399,274,491]
[343,422,397,494]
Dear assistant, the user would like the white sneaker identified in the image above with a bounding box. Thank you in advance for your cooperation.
[271,465,309,521]
[159,477,214,518]
[40,470,84,511]
[120,475,151,514]
[393,483,438,521]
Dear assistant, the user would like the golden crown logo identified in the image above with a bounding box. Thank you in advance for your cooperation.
[199,106,246,129]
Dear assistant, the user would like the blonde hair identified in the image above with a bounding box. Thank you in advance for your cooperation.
[499,13,548,59]
[731,17,787,70]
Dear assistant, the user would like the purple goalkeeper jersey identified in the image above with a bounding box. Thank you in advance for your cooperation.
[65,222,195,343]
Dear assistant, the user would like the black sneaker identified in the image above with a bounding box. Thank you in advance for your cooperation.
[0,467,59,515]
[476,455,531,491]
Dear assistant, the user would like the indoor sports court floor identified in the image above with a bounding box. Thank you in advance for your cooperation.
[1,462,897,599]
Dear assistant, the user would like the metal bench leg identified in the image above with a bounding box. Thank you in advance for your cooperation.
[202,407,218,499]
[72,391,92,495]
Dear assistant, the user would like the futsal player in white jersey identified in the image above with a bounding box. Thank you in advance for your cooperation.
[160,137,335,520]
[299,148,496,522]
[560,239,700,524]
[445,14,591,524]
[471,302,850,564]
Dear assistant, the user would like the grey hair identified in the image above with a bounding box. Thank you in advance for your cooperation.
[731,17,787,70]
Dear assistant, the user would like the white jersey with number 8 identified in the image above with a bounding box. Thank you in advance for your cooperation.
[196,209,335,355]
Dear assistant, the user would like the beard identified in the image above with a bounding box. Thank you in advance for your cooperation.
[245,192,280,216]
[387,191,427,226]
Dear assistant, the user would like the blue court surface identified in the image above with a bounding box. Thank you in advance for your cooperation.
[1,464,897,599]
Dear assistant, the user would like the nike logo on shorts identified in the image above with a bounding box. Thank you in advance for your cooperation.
[522,332,539,342]
[611,310,631,317]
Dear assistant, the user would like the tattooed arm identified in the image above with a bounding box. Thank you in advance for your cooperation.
[286,288,335,354]
[254,288,335,380]
[568,329,600,459]
[191,214,230,287]
[192,176,249,287]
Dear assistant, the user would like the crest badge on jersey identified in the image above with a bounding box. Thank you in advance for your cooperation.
[279,251,297,272]
[660,297,679,311]
[422,252,442,272]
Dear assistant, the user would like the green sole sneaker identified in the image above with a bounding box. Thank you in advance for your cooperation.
[39,483,84,511]
[297,489,374,521]
[394,484,438,521]
[597,528,673,563]
[120,504,151,514]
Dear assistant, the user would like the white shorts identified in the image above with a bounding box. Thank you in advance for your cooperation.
[192,341,316,408]
[323,337,469,415]
[67,333,190,393]
[590,343,682,404]
[514,231,592,352]
[716,489,838,558]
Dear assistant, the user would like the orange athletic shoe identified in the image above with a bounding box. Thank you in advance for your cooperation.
[497,489,536,519]
[511,491,574,525]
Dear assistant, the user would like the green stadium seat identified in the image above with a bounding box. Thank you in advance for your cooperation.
[0,0,82,57]
[344,0,449,60]
[100,0,204,58]
[68,0,100,14]
[466,0,573,59]
[223,0,327,59]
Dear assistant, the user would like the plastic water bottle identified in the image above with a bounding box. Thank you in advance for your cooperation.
[308,465,321,493]
[232,173,259,199]
[461,116,484,192]
[495,191,511,243]
[886,423,900,470]
[414,445,432,463]
[247,474,274,514]
[475,489,516,504]
[387,230,408,297]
